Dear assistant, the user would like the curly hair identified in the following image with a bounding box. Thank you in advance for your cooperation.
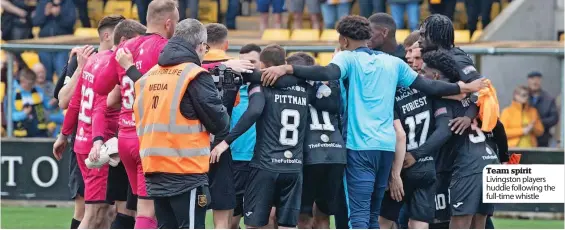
[422,50,460,82]
[336,15,372,41]
[420,14,454,49]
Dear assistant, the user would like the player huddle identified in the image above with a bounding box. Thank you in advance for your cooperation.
[51,0,505,229]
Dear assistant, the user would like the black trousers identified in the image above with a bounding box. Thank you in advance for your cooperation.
[73,0,90,28]
[153,186,210,229]
[135,0,151,25]
[429,0,457,20]
[465,0,494,36]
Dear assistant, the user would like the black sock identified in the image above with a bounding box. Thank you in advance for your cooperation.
[110,213,136,229]
[70,218,81,229]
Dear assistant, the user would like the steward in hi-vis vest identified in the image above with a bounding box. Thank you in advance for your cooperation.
[132,29,230,228]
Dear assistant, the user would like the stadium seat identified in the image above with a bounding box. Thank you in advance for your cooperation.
[317,52,333,66]
[74,28,98,37]
[32,27,40,38]
[395,29,410,43]
[0,82,5,104]
[261,29,291,41]
[199,0,218,23]
[290,29,320,41]
[131,4,139,21]
[454,30,471,43]
[88,0,105,23]
[560,33,564,42]
[320,29,339,42]
[104,0,132,19]
[471,30,482,42]
[21,51,40,68]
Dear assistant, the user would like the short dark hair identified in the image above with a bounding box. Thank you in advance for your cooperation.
[368,13,397,36]
[404,30,420,47]
[527,71,543,78]
[420,14,454,49]
[336,15,372,41]
[113,19,147,45]
[239,43,261,54]
[260,44,286,67]
[206,23,228,46]
[286,52,315,66]
[98,15,126,34]
[19,68,36,82]
[422,50,460,82]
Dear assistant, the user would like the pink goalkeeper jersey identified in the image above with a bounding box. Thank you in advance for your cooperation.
[62,50,117,154]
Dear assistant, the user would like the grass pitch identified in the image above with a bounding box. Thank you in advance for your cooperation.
[1,206,563,229]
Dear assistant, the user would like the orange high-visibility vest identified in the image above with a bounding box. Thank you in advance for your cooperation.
[133,62,210,174]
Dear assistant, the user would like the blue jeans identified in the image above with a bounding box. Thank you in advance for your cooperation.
[344,150,394,229]
[320,3,351,29]
[225,0,240,29]
[358,0,386,18]
[389,2,420,31]
[38,51,68,82]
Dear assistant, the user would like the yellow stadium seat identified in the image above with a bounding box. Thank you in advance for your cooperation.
[199,1,218,23]
[32,27,40,38]
[290,29,320,41]
[454,30,470,43]
[104,0,132,19]
[317,52,333,66]
[395,29,410,43]
[131,4,139,21]
[560,33,564,42]
[88,0,105,23]
[261,29,291,41]
[74,28,99,37]
[0,50,6,63]
[471,30,482,42]
[320,29,339,42]
[21,51,40,68]
[0,82,5,103]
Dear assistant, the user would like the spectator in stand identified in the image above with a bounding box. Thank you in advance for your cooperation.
[288,0,321,30]
[358,0,386,18]
[178,0,199,20]
[527,71,559,147]
[32,0,77,82]
[465,0,494,37]
[10,68,53,137]
[388,0,421,31]
[257,0,285,31]
[136,0,151,25]
[500,86,544,148]
[225,0,240,29]
[321,0,353,29]
[1,1,35,70]
[429,0,456,20]
[32,63,63,137]
[73,0,90,27]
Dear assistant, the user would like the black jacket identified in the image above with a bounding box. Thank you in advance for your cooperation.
[32,0,76,37]
[530,90,559,147]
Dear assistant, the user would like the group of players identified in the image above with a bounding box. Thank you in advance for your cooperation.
[49,0,507,228]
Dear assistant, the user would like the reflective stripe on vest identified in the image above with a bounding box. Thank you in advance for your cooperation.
[135,62,210,174]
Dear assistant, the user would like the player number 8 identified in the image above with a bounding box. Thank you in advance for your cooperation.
[279,109,300,146]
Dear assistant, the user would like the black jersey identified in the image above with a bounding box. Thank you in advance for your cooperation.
[434,98,499,179]
[251,84,309,173]
[394,87,433,152]
[304,82,346,165]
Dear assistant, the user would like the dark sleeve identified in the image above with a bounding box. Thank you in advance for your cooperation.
[54,54,78,99]
[182,72,230,139]
[222,86,240,116]
[464,103,479,119]
[410,76,461,96]
[453,48,482,83]
[394,111,399,120]
[243,70,305,88]
[56,0,77,29]
[411,100,454,159]
[126,66,144,83]
[224,84,265,144]
[310,81,341,114]
[541,97,559,128]
[492,120,509,163]
[32,0,47,26]
[292,64,341,81]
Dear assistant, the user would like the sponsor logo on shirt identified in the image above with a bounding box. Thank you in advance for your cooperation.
[308,142,343,149]
[418,156,434,162]
[453,202,464,208]
[271,158,302,164]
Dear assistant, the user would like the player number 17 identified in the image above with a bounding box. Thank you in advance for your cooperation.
[405,111,430,150]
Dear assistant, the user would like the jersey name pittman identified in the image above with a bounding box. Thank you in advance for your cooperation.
[401,96,428,114]
[274,86,307,106]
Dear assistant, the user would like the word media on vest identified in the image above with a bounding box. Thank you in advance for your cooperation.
[1,139,70,200]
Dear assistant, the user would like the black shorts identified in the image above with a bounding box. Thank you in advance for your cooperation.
[301,164,345,216]
[244,168,302,228]
[106,162,131,203]
[450,173,493,216]
[208,150,236,210]
[380,170,436,223]
[153,185,210,229]
[233,160,250,217]
[433,172,451,223]
[68,147,85,199]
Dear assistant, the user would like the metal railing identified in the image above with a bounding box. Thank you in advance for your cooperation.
[2,43,564,142]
